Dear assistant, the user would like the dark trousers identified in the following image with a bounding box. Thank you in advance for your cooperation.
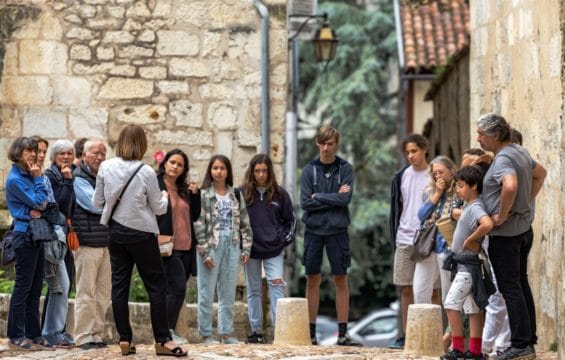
[163,250,194,329]
[108,221,170,344]
[7,233,44,340]
[489,228,536,349]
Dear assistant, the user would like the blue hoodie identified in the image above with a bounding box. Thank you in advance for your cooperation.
[300,156,354,235]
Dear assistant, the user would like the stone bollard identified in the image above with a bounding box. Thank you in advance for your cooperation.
[273,298,311,345]
[404,303,444,356]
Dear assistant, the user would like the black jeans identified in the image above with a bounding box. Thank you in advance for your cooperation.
[163,249,195,329]
[108,220,170,344]
[7,232,44,340]
[488,228,536,349]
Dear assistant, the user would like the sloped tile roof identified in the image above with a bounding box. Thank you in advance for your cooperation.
[399,0,469,73]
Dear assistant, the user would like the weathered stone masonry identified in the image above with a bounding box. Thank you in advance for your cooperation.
[0,0,288,191]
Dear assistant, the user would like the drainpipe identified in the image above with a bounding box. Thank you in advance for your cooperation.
[254,0,270,155]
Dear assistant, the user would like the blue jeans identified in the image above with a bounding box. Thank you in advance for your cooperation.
[42,260,70,344]
[7,233,44,340]
[244,253,286,333]
[197,232,241,337]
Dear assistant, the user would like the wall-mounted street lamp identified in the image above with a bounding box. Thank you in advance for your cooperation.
[285,13,338,202]
[288,13,338,65]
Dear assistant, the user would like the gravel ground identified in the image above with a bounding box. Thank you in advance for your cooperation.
[0,341,558,360]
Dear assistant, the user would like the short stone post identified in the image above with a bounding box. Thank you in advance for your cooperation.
[273,298,311,345]
[404,304,444,356]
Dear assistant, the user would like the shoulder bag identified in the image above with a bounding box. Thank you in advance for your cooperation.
[157,205,174,257]
[410,222,437,261]
[109,163,144,222]
[1,229,16,267]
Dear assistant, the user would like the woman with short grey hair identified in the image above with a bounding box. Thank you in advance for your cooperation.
[42,138,76,348]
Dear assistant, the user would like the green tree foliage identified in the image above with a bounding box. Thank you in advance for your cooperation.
[292,0,399,316]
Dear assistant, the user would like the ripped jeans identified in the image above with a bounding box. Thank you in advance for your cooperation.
[244,253,286,333]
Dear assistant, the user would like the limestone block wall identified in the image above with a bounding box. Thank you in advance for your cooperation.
[469,0,564,355]
[0,0,288,188]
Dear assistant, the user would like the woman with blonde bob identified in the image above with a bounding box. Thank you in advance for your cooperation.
[93,124,187,357]
[413,155,459,305]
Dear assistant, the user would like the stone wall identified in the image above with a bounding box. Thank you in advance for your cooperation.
[0,0,288,189]
[0,293,252,344]
[469,0,564,356]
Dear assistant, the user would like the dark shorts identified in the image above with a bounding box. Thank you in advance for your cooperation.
[302,231,350,275]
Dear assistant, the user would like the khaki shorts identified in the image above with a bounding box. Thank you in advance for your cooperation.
[393,244,417,286]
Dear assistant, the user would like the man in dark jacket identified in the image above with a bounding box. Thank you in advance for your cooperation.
[300,126,359,346]
[72,138,110,350]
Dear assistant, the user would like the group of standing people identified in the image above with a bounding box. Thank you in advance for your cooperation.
[4,124,298,355]
[389,114,546,360]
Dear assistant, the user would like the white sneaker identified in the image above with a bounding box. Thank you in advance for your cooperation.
[202,336,220,345]
[170,329,188,345]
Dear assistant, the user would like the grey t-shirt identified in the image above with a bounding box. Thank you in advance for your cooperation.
[452,200,488,255]
[452,199,488,272]
[481,144,535,236]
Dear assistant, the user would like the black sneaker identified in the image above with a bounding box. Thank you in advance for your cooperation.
[489,346,536,360]
[389,337,405,349]
[246,332,265,344]
[440,349,466,360]
[78,342,100,350]
[311,337,318,345]
[336,334,363,347]
[464,350,486,359]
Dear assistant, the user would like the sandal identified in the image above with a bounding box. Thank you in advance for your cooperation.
[119,341,136,356]
[154,341,187,357]
[33,336,56,351]
[9,338,41,351]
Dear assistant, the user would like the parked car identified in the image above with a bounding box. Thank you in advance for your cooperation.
[319,307,399,347]
[315,315,338,342]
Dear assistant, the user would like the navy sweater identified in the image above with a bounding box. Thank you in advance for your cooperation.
[246,186,296,259]
[300,156,354,235]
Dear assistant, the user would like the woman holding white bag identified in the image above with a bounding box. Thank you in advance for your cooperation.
[156,148,201,345]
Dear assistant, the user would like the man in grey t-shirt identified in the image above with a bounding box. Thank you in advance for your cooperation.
[476,113,546,360]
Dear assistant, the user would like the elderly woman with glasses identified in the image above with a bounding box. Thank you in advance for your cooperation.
[5,137,50,350]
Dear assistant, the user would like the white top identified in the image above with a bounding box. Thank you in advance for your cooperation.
[93,157,168,234]
[396,166,429,245]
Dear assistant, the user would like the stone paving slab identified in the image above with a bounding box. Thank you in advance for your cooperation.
[0,341,558,359]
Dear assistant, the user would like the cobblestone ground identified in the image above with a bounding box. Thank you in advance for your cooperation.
[0,341,558,360]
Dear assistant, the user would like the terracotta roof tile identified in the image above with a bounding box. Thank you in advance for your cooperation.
[399,0,469,73]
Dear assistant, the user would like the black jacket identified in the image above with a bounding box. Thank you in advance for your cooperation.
[443,253,496,310]
[156,175,201,274]
[72,162,109,247]
[389,165,409,250]
[246,186,296,259]
[44,164,75,218]
[300,156,354,235]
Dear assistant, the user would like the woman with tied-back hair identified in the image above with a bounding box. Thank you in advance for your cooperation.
[92,124,187,357]
[241,154,296,344]
[156,148,201,345]
[194,154,253,344]
[5,137,50,350]
[414,155,459,305]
